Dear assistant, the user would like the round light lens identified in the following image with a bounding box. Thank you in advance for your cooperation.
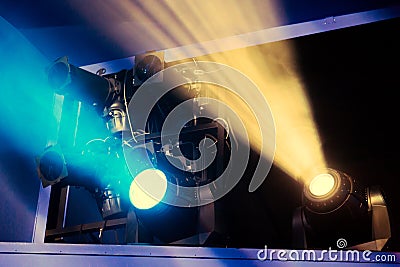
[129,169,167,209]
[309,173,335,197]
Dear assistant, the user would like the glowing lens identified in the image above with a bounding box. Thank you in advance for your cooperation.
[129,169,167,209]
[309,173,335,197]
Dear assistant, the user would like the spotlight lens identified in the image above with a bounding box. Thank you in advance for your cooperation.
[129,169,167,209]
[309,173,335,197]
[135,55,162,82]
[39,150,64,182]
[48,62,69,89]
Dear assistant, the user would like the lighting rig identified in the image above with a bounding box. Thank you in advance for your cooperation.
[292,168,391,251]
[36,53,229,245]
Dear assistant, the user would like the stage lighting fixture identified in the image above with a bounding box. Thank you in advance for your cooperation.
[292,168,391,250]
[129,168,168,210]
[36,138,135,220]
[123,141,165,211]
[133,51,164,86]
[42,54,221,246]
[36,144,105,190]
[47,56,118,111]
[308,173,335,197]
[36,135,171,219]
[43,53,166,219]
[36,145,68,187]
[302,168,363,215]
[105,100,130,134]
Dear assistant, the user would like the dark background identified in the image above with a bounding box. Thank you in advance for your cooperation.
[0,1,399,251]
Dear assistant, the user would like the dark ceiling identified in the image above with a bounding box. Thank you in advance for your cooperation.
[1,0,400,66]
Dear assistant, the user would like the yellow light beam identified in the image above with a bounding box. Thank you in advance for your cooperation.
[70,0,326,183]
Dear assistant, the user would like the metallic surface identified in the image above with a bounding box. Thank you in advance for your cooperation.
[0,242,399,266]
[81,6,400,74]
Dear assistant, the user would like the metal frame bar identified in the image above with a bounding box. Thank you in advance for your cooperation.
[33,96,83,242]
[45,218,127,239]
[0,242,399,266]
[32,94,64,243]
[80,6,400,73]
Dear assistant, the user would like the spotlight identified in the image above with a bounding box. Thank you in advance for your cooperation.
[129,168,168,210]
[133,51,164,86]
[302,168,360,215]
[292,168,391,250]
[308,173,335,197]
[47,56,117,110]
[36,145,68,187]
[36,139,133,220]
[124,142,168,210]
[36,144,101,189]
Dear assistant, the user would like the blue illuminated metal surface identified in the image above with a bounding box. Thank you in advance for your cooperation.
[32,94,64,243]
[0,243,399,267]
